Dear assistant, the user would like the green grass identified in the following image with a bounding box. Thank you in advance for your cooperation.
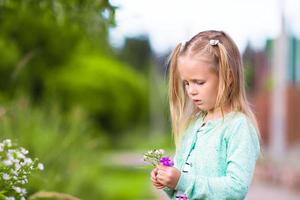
[100,166,155,200]
[0,99,162,199]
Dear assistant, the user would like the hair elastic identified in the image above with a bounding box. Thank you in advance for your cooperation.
[209,39,219,46]
[180,41,186,51]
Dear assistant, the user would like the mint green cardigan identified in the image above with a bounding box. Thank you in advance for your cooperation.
[163,112,261,200]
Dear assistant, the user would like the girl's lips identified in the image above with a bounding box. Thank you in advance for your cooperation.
[193,99,202,104]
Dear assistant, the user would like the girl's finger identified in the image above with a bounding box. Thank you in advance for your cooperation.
[153,181,163,187]
[151,173,161,183]
[151,170,157,179]
[156,173,167,183]
[157,168,167,177]
[152,176,164,185]
[151,176,157,183]
[152,180,164,188]
[151,174,156,181]
[152,180,164,187]
[151,174,164,185]
[156,185,165,189]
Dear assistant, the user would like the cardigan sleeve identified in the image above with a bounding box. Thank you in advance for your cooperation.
[162,187,175,199]
[175,118,261,199]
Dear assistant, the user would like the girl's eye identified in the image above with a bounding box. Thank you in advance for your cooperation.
[196,81,205,85]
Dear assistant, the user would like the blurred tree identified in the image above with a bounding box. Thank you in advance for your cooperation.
[0,0,150,136]
[243,43,255,92]
[46,51,149,134]
[0,0,116,101]
[118,36,152,73]
[0,1,152,197]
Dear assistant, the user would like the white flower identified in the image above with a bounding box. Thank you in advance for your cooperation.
[158,149,165,154]
[13,186,21,193]
[7,155,13,162]
[8,149,16,153]
[20,147,29,155]
[1,138,43,194]
[21,179,28,184]
[7,153,19,163]
[3,139,12,147]
[143,149,166,166]
[6,197,15,200]
[3,159,13,166]
[3,173,10,180]
[24,158,32,165]
[15,163,21,171]
[21,188,27,195]
[16,151,25,159]
[11,169,18,176]
[38,163,44,170]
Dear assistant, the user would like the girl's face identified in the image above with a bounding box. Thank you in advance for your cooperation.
[178,57,219,112]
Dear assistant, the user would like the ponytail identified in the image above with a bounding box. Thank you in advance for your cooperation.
[215,38,261,143]
[216,43,233,109]
[168,43,183,146]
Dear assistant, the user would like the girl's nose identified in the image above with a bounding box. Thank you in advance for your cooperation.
[187,84,198,95]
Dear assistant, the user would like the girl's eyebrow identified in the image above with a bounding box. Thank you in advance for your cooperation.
[192,79,205,82]
[182,79,205,82]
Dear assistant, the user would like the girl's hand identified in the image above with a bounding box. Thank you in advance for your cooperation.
[151,167,165,189]
[156,164,181,189]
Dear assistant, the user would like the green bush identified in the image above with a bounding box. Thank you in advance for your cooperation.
[46,53,149,133]
[0,100,156,199]
[0,99,106,198]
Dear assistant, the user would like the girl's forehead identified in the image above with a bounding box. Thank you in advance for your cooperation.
[177,57,217,79]
[178,54,216,68]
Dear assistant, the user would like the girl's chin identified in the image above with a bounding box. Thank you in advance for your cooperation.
[195,104,206,110]
[195,104,214,112]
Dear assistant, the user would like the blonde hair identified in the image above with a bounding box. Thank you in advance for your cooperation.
[168,30,260,147]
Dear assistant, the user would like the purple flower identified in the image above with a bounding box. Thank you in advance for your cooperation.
[160,156,174,166]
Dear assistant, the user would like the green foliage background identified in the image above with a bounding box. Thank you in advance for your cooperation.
[0,0,168,199]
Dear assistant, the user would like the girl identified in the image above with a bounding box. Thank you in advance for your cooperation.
[150,30,261,200]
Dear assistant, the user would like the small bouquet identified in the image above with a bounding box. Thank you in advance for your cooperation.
[0,139,44,200]
[143,149,188,199]
[143,149,174,167]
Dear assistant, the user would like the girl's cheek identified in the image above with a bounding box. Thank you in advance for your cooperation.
[197,89,204,97]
